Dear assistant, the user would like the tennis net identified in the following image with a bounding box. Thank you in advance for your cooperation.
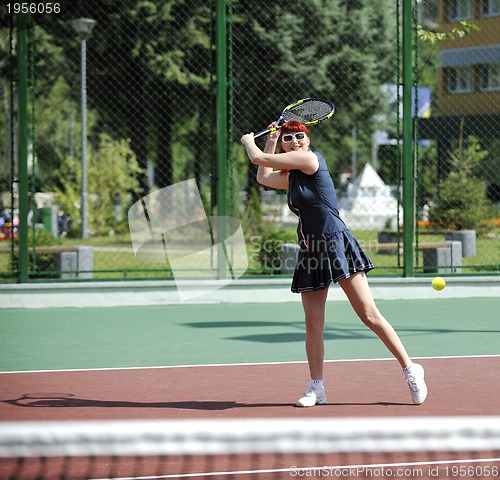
[0,416,499,479]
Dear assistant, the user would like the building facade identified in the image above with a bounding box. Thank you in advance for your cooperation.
[438,0,500,116]
[420,0,500,197]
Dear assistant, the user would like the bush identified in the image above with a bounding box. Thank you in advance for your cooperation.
[13,229,62,278]
[429,136,493,233]
[52,133,143,237]
[249,223,297,273]
[241,187,297,273]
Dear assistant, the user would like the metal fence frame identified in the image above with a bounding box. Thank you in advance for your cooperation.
[2,1,499,284]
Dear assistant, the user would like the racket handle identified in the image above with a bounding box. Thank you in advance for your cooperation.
[253,126,278,139]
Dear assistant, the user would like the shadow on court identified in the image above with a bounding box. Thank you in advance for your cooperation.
[2,394,413,410]
[1,357,499,422]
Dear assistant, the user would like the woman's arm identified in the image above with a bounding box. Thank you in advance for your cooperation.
[241,133,318,174]
[254,129,289,189]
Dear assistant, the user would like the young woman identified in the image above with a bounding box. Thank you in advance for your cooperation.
[240,120,427,407]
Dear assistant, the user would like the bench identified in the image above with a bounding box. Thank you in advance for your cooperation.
[364,241,451,252]
[0,245,93,279]
[280,241,462,275]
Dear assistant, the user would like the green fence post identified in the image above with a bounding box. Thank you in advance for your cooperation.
[216,0,227,280]
[402,0,414,277]
[17,13,29,283]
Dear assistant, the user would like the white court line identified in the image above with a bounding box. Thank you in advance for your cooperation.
[0,354,499,375]
[90,457,500,480]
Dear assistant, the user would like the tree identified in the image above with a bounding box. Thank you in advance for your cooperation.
[429,135,491,232]
[232,0,398,187]
[3,0,404,219]
[0,19,76,189]
[35,0,213,198]
[53,133,143,236]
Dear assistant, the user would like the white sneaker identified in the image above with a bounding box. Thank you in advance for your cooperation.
[296,386,327,407]
[404,363,428,405]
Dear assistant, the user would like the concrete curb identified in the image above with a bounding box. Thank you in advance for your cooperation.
[1,276,499,309]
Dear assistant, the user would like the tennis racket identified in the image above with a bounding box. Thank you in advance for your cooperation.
[253,97,335,139]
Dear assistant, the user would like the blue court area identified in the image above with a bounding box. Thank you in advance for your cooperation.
[0,297,499,372]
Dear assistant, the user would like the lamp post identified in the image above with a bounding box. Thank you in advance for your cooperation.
[71,17,96,239]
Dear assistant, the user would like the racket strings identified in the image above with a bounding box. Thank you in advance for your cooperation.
[283,101,333,124]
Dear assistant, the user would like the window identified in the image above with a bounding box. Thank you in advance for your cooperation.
[447,66,472,93]
[481,0,500,16]
[479,63,500,91]
[448,0,472,20]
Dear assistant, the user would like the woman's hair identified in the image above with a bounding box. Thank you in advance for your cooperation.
[278,121,309,154]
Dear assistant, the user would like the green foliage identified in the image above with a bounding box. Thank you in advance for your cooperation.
[241,187,265,239]
[89,134,143,234]
[429,136,492,232]
[251,224,296,274]
[416,20,480,44]
[480,139,500,186]
[233,0,398,177]
[416,141,439,207]
[13,228,62,278]
[240,188,297,274]
[130,0,211,85]
[415,29,440,100]
[51,155,81,237]
[35,76,98,187]
[52,133,143,236]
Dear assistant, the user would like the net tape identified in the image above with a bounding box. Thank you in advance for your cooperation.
[1,416,500,459]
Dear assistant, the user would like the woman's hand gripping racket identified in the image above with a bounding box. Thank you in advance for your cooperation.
[253,97,335,139]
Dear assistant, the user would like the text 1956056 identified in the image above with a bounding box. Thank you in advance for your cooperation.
[7,3,61,14]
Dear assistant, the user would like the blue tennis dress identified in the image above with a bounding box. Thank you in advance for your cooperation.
[288,151,374,293]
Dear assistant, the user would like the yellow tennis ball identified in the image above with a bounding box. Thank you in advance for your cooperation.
[432,277,446,291]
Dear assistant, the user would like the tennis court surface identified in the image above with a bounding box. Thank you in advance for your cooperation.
[1,296,499,479]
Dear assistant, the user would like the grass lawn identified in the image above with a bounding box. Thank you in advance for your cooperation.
[1,226,498,281]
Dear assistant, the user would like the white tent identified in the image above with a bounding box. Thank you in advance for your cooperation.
[338,164,401,230]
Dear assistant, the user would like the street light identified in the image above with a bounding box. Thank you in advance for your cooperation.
[71,17,96,239]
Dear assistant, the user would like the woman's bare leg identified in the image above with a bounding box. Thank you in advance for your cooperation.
[338,272,412,368]
[301,288,329,379]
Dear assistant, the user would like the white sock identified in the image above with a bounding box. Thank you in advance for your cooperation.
[312,379,324,389]
[403,363,415,375]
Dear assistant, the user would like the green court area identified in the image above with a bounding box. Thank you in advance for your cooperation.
[1,297,499,372]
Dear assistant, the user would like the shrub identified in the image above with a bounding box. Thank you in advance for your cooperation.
[13,229,62,278]
[429,135,493,233]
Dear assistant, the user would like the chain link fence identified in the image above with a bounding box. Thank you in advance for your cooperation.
[1,0,499,283]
